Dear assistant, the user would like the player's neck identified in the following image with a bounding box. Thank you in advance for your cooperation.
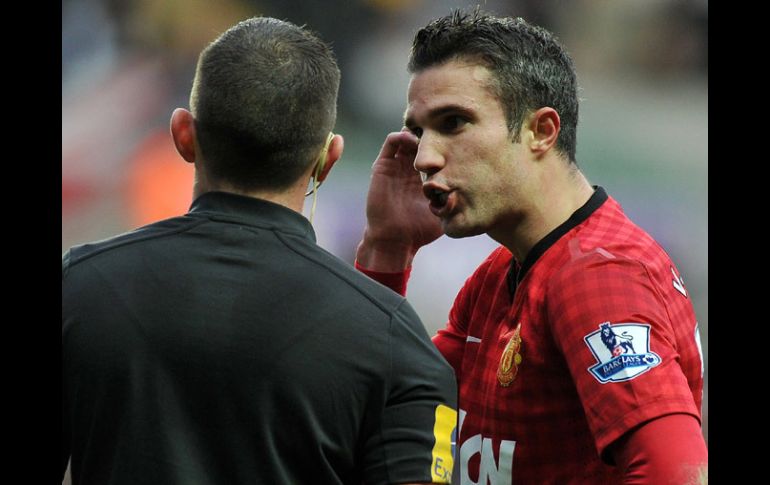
[490,167,594,264]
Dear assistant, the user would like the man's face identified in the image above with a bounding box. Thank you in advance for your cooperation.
[405,60,533,240]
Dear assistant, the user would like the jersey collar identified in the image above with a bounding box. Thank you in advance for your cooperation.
[188,191,316,242]
[507,186,608,297]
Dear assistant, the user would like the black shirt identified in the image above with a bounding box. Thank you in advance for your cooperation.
[62,191,457,485]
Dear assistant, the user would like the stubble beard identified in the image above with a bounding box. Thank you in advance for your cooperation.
[441,212,487,239]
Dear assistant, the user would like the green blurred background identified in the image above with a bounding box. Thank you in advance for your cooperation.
[62,0,708,476]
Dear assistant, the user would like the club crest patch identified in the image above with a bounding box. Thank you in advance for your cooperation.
[497,322,522,387]
[584,322,661,383]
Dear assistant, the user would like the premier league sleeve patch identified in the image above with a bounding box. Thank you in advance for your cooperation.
[583,322,661,383]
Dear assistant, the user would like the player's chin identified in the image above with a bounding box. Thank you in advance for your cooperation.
[442,217,485,239]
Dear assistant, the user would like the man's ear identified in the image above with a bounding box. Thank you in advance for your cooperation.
[526,107,560,156]
[317,134,344,182]
[170,108,197,164]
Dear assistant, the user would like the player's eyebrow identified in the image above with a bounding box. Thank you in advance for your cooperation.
[404,104,475,130]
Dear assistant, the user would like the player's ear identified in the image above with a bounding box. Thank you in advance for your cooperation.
[526,107,560,156]
[170,108,197,164]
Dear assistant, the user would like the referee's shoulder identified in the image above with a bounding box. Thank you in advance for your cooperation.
[283,236,409,316]
[62,216,201,276]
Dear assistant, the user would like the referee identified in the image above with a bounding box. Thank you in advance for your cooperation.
[62,17,457,485]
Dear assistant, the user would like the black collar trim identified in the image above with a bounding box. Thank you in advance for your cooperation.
[507,186,608,296]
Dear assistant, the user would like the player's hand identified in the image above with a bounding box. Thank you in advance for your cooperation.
[356,130,443,272]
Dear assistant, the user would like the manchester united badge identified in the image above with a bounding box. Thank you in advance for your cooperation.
[497,322,523,387]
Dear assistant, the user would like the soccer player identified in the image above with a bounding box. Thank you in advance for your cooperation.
[355,10,707,484]
[62,17,457,485]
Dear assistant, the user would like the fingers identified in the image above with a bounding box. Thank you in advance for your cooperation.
[377,131,419,160]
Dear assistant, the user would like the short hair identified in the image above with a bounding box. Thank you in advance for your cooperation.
[190,17,340,191]
[408,10,579,163]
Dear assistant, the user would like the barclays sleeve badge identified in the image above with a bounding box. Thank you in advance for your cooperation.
[584,322,661,383]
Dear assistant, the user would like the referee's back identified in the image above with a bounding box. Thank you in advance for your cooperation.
[62,192,457,485]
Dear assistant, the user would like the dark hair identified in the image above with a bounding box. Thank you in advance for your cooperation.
[190,17,340,191]
[408,10,579,163]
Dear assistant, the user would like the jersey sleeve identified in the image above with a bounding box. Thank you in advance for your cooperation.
[431,284,471,375]
[354,261,412,296]
[610,413,708,484]
[361,300,458,485]
[432,247,505,374]
[545,254,701,458]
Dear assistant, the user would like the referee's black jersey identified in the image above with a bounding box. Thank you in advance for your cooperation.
[62,191,458,485]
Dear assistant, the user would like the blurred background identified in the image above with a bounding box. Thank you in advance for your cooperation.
[62,0,708,465]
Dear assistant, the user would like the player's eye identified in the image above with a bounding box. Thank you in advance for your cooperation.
[440,115,468,133]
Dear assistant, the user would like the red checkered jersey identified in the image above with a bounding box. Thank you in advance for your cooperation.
[432,188,703,484]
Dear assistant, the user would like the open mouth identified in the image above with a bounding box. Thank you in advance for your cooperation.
[423,182,454,215]
[427,188,449,208]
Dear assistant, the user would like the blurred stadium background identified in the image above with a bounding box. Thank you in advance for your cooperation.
[62,0,707,478]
